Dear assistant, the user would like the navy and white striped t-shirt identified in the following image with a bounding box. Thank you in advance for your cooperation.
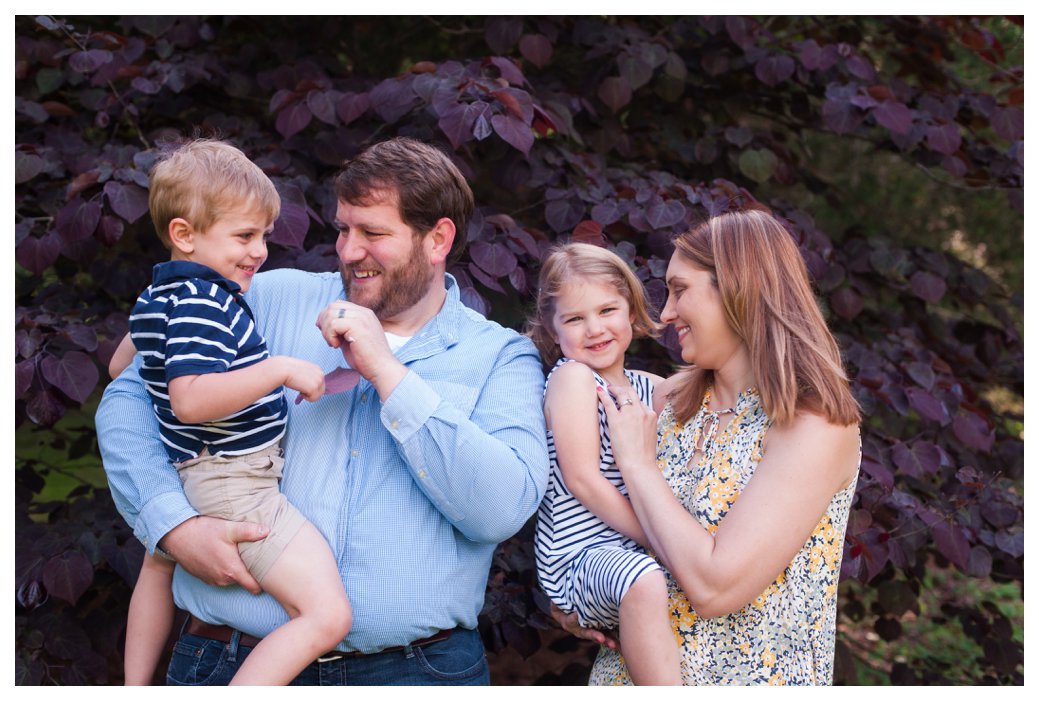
[129,260,286,463]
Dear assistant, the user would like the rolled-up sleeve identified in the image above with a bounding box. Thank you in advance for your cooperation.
[95,360,197,554]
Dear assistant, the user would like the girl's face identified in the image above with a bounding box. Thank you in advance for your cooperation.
[661,254,744,369]
[550,277,634,378]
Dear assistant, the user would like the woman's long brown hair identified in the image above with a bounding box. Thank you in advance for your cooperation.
[668,209,860,427]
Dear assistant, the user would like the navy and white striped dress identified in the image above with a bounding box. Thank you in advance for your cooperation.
[534,357,661,629]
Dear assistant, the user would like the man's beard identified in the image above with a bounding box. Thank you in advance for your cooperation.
[339,245,436,321]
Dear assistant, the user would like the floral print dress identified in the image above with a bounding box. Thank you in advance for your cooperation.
[588,387,859,686]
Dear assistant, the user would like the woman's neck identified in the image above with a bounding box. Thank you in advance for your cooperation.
[710,352,755,410]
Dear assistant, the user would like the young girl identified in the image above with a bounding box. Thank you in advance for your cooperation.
[528,243,681,685]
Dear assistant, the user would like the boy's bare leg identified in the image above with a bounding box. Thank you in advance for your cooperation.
[618,570,682,685]
[229,521,352,685]
[124,553,176,685]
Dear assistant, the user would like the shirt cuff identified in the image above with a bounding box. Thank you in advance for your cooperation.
[136,491,199,557]
[381,370,439,443]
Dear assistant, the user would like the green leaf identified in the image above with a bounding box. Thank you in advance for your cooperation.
[737,148,778,183]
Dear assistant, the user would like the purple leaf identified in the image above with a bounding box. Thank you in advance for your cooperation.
[910,270,946,303]
[723,126,753,147]
[16,358,35,399]
[755,54,795,87]
[904,361,935,390]
[571,220,605,247]
[967,546,992,578]
[103,181,149,223]
[68,49,113,74]
[41,351,99,404]
[468,262,506,293]
[822,98,864,135]
[370,77,419,123]
[336,91,370,126]
[724,15,757,49]
[618,53,653,90]
[932,521,970,569]
[26,388,65,425]
[645,199,686,229]
[96,215,125,246]
[873,100,913,135]
[485,17,523,54]
[925,123,962,155]
[269,88,295,113]
[845,55,876,81]
[905,387,949,424]
[275,102,312,139]
[591,200,622,226]
[473,113,493,141]
[15,232,61,274]
[15,151,45,184]
[952,413,995,453]
[829,287,863,320]
[492,88,534,123]
[994,530,1024,557]
[800,40,838,71]
[490,114,534,156]
[306,89,341,126]
[990,107,1024,141]
[62,323,98,352]
[892,440,940,478]
[519,33,553,68]
[545,197,585,234]
[980,499,1018,529]
[41,551,94,605]
[437,102,481,150]
[55,198,102,243]
[598,76,632,113]
[470,240,518,277]
[489,56,526,87]
[459,285,489,316]
[269,201,307,250]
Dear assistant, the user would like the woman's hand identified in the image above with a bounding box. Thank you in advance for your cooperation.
[550,604,619,651]
[596,385,659,477]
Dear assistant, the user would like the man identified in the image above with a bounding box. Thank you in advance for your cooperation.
[96,137,550,685]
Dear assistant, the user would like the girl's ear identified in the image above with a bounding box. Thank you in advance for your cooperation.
[168,218,195,256]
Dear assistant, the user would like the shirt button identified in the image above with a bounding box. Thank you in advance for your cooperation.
[360,393,367,402]
[418,470,427,479]
[390,420,399,429]
[351,449,359,458]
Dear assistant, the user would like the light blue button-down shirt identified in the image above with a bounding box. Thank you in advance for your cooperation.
[96,269,549,653]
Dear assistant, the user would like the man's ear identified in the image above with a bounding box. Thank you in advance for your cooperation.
[425,217,456,266]
[168,218,195,256]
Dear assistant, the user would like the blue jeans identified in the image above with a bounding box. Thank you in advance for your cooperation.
[165,626,490,686]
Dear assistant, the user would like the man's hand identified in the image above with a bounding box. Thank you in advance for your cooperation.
[550,603,620,651]
[315,302,408,400]
[158,516,269,594]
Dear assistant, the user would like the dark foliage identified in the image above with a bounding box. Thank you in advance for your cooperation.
[15,15,1022,684]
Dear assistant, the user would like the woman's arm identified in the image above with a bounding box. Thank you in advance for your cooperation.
[547,362,650,547]
[599,388,860,618]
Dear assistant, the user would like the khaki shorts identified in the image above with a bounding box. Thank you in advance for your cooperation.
[176,443,307,584]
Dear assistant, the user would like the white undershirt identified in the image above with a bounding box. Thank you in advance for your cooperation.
[384,331,413,353]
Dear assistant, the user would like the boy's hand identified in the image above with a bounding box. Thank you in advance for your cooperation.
[280,357,325,403]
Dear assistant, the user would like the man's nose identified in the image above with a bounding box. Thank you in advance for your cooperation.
[337,230,365,262]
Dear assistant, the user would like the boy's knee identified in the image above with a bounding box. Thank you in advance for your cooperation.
[625,569,668,606]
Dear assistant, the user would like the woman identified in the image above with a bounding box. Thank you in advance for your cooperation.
[557,208,861,685]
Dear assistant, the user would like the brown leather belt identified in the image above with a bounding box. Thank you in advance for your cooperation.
[185,615,455,662]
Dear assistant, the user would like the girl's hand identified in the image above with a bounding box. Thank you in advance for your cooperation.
[596,385,659,476]
[550,604,619,651]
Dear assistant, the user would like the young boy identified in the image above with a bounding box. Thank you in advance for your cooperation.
[109,139,352,685]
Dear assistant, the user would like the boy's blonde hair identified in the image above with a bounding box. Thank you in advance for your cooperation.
[148,139,280,247]
[526,242,661,369]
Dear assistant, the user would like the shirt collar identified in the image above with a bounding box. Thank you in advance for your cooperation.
[152,260,242,295]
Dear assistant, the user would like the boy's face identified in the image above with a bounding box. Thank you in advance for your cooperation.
[183,203,272,292]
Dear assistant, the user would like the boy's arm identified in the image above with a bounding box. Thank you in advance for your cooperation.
[108,333,137,380]
[168,355,325,424]
[546,361,651,547]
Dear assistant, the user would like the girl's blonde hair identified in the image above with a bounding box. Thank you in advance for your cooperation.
[668,209,860,427]
[526,242,661,369]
